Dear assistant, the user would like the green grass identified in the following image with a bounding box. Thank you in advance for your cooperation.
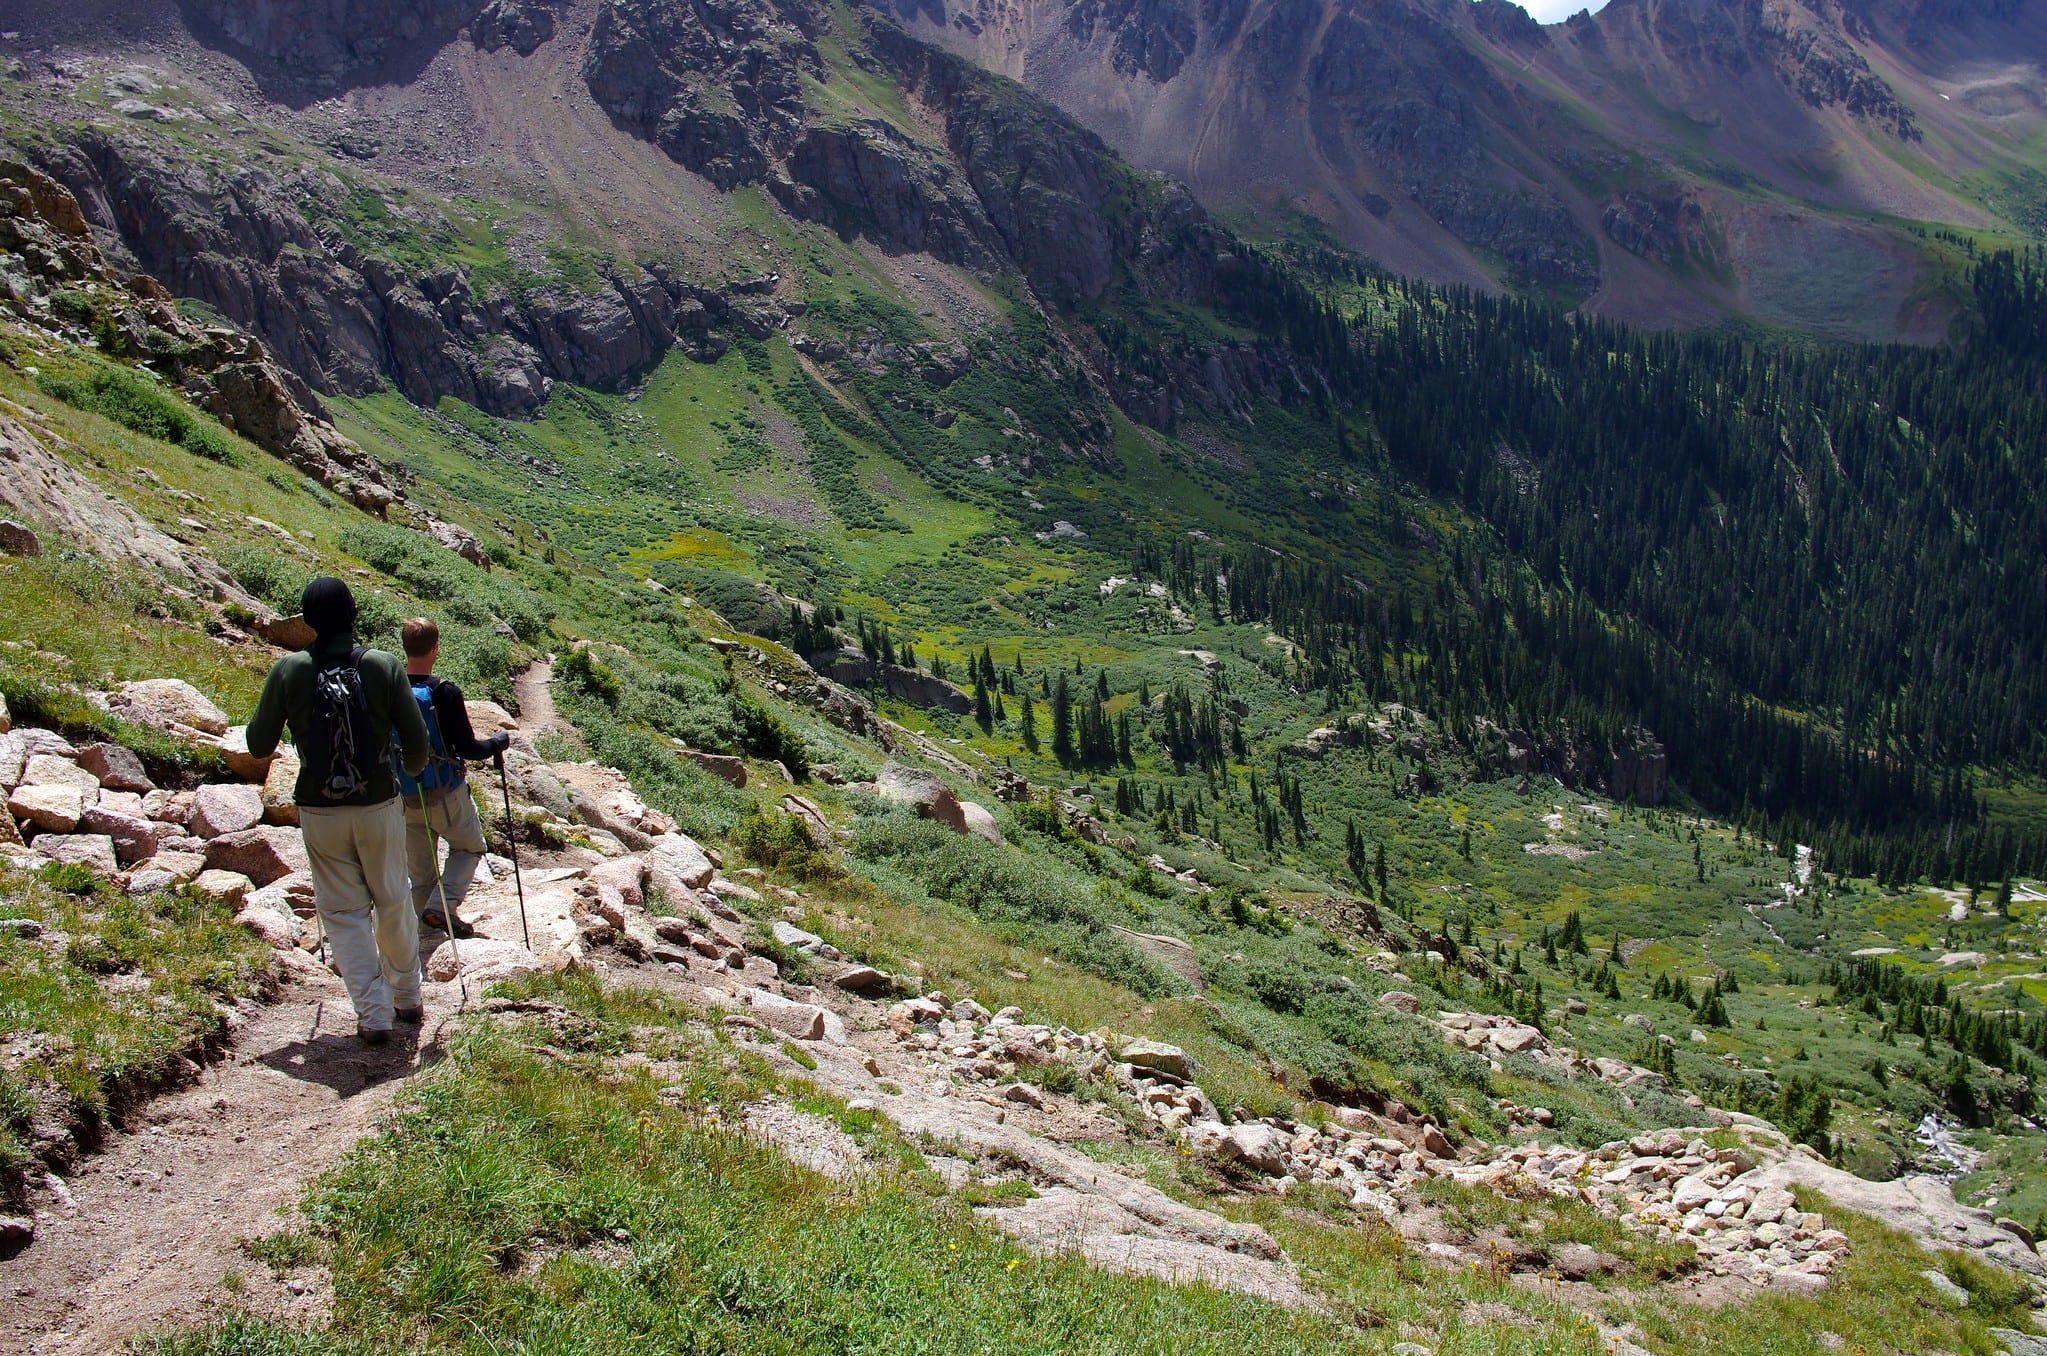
[151,973,1374,1355]
[0,863,271,1198]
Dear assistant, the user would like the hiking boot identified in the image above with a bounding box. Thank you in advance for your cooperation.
[395,1006,423,1025]
[359,1026,391,1047]
[421,908,476,939]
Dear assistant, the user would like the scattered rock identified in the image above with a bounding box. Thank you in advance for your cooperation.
[0,1213,32,1249]
[114,679,229,735]
[218,726,278,781]
[9,783,84,832]
[1002,1082,1049,1110]
[192,869,253,906]
[233,901,300,949]
[204,826,308,886]
[832,964,893,995]
[1922,1267,1971,1306]
[1379,990,1420,1014]
[73,742,152,792]
[0,520,40,557]
[33,832,118,873]
[646,832,715,895]
[261,753,301,825]
[425,937,541,982]
[78,804,163,863]
[190,783,264,839]
[1119,1038,1195,1080]
[21,754,99,794]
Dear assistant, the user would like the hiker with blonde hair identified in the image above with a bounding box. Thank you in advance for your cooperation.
[398,617,511,939]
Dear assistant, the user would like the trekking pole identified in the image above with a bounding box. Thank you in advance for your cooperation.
[494,749,532,952]
[417,784,459,975]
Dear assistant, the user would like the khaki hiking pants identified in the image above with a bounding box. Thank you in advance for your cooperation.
[405,783,488,918]
[300,797,422,1033]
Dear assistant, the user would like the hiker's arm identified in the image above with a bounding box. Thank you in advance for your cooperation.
[389,657,432,777]
[246,666,288,758]
[435,682,509,761]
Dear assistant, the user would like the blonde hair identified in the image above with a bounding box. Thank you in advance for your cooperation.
[400,617,440,658]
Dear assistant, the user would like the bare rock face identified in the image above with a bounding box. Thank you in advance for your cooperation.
[584,0,823,190]
[187,0,490,91]
[1607,726,1669,806]
[472,0,563,53]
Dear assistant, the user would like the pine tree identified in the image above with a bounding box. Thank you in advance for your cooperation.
[1021,693,1039,754]
[1051,672,1074,764]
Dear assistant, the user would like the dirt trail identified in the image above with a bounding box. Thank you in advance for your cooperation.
[0,960,466,1355]
[511,658,560,738]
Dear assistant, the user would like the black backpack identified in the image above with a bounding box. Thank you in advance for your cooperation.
[306,646,378,801]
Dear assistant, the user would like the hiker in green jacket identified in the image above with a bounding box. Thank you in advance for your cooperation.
[247,577,431,1046]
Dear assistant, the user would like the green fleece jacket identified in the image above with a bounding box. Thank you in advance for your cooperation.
[246,636,431,807]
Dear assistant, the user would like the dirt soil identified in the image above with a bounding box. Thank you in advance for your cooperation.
[0,956,467,1355]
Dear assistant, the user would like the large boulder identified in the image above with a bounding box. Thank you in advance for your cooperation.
[679,748,747,787]
[1119,1038,1196,1080]
[112,679,230,736]
[190,782,265,839]
[746,989,828,1040]
[646,833,715,896]
[33,833,118,874]
[1213,1122,1290,1175]
[204,826,309,887]
[74,742,153,793]
[875,761,967,833]
[8,784,84,833]
[959,801,1004,845]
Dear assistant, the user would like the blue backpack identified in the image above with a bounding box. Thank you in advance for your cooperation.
[394,678,464,796]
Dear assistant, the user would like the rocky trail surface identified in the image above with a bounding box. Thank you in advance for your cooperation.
[0,959,459,1355]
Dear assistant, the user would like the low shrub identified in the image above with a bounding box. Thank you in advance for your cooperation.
[39,361,240,463]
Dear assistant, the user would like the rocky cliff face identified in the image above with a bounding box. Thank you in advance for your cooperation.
[0,158,396,512]
[30,131,776,418]
[181,0,493,90]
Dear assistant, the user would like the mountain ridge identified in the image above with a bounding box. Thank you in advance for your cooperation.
[865,0,2047,337]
